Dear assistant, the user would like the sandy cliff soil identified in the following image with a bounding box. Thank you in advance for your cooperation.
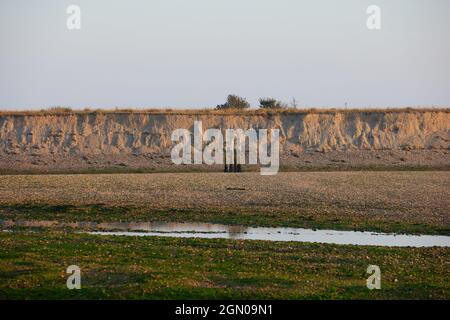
[0,110,449,172]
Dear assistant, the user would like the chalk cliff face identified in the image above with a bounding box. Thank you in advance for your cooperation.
[0,110,449,172]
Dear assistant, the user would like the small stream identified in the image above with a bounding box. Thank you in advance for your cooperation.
[2,220,450,248]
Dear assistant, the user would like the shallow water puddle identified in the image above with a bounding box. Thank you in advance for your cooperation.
[2,220,450,248]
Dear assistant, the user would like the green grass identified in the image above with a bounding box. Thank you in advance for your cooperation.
[0,230,448,299]
[1,203,449,235]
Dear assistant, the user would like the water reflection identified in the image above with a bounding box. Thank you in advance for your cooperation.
[1,219,450,248]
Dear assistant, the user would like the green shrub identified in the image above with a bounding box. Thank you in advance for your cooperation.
[216,95,250,110]
[258,98,287,109]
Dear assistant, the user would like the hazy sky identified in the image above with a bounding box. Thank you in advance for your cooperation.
[1,0,449,109]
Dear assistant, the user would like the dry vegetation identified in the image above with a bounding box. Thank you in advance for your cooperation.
[0,106,448,116]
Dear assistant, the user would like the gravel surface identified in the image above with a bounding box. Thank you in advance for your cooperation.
[0,171,448,230]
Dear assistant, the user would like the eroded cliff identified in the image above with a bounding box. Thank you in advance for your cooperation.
[0,110,449,172]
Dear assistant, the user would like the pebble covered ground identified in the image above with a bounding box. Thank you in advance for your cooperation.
[0,171,448,233]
